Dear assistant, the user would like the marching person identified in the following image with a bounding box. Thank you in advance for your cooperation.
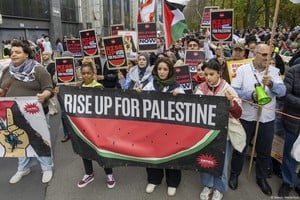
[0,39,54,184]
[142,57,184,196]
[228,44,286,196]
[195,59,242,200]
[277,63,300,197]
[76,58,116,189]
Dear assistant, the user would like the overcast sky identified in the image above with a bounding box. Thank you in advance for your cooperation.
[167,0,190,5]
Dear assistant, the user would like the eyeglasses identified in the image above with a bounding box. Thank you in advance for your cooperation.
[256,52,268,57]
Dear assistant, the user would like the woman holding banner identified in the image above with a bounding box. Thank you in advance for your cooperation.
[142,57,185,196]
[0,39,54,184]
[194,59,242,200]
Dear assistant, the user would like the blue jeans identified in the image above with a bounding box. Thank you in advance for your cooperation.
[200,140,231,193]
[281,130,300,188]
[17,157,53,172]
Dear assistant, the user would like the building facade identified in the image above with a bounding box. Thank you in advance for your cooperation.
[0,0,138,57]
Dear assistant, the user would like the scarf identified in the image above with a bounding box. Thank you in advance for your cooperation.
[138,67,147,79]
[9,59,37,82]
[153,74,177,92]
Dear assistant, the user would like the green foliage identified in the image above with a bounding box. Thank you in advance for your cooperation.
[184,0,300,31]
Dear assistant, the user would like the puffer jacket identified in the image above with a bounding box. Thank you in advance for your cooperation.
[282,64,300,135]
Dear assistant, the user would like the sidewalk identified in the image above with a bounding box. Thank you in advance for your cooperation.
[1,113,299,200]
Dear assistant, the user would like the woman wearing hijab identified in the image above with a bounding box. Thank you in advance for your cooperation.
[0,39,54,184]
[122,53,153,90]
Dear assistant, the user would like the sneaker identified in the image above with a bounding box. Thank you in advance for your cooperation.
[42,170,53,183]
[212,190,223,200]
[200,187,212,200]
[77,174,95,188]
[146,183,157,193]
[167,187,176,196]
[106,174,116,189]
[9,169,31,184]
[278,183,292,197]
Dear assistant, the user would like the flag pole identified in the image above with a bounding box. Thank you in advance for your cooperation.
[247,0,281,179]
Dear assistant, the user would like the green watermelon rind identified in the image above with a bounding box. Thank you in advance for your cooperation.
[67,116,220,164]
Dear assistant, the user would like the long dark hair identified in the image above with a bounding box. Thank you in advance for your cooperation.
[153,57,175,79]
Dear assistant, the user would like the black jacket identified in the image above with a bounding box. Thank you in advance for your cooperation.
[282,64,300,135]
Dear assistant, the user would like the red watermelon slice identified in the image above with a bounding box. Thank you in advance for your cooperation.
[68,117,220,164]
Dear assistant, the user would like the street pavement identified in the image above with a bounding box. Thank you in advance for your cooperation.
[1,105,299,200]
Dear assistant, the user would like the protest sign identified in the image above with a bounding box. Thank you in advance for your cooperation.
[210,9,234,42]
[102,36,128,70]
[138,22,157,52]
[111,24,124,36]
[55,57,77,85]
[80,29,99,56]
[201,6,219,28]
[66,39,83,57]
[0,97,51,157]
[59,86,229,176]
[175,65,193,94]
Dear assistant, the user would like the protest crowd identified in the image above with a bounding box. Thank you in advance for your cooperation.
[1,1,300,200]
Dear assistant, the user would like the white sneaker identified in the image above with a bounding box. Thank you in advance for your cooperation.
[146,183,157,193]
[42,170,53,183]
[167,187,177,196]
[212,190,223,200]
[9,169,31,184]
[106,174,116,189]
[200,187,212,200]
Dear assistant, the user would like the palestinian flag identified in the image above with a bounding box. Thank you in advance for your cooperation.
[163,0,189,49]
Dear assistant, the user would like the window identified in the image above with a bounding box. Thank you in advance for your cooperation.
[0,0,50,19]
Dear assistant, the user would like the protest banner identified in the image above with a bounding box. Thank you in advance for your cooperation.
[102,36,128,70]
[111,24,124,36]
[55,57,77,85]
[117,30,138,54]
[201,6,219,28]
[210,9,234,42]
[66,39,83,57]
[138,22,157,52]
[175,65,193,94]
[226,58,253,81]
[0,97,51,157]
[58,86,229,176]
[79,29,99,56]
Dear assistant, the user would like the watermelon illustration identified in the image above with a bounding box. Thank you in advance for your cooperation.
[67,116,220,164]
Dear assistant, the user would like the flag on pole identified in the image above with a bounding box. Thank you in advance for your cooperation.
[138,0,156,23]
[163,0,189,49]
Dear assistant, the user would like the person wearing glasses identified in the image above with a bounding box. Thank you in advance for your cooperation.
[228,44,286,196]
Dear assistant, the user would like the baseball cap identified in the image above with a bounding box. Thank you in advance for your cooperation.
[233,43,245,50]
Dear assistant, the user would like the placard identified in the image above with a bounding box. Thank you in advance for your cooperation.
[111,24,124,36]
[79,29,99,56]
[201,6,219,28]
[226,58,253,81]
[138,22,157,52]
[55,57,77,85]
[210,9,234,42]
[66,39,83,57]
[184,50,206,80]
[118,31,138,53]
[102,36,128,70]
[175,65,193,94]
